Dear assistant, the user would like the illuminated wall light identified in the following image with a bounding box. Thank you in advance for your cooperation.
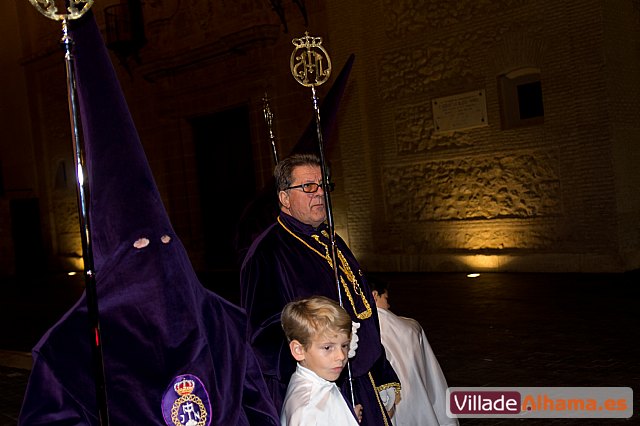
[462,254,508,270]
[467,273,481,278]
[67,271,77,276]
[69,256,84,272]
[466,254,500,269]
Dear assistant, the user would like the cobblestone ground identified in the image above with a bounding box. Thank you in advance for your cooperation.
[1,272,638,425]
[0,366,29,426]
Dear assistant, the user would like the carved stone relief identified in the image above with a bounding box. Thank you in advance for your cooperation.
[144,0,273,50]
[378,32,477,101]
[391,225,559,252]
[186,0,217,32]
[382,151,561,222]
[378,19,545,101]
[380,218,563,252]
[394,101,473,153]
[382,0,528,37]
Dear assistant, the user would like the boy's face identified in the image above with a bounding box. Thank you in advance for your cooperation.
[290,331,350,382]
[373,290,390,309]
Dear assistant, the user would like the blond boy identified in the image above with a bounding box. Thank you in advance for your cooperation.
[280,296,363,425]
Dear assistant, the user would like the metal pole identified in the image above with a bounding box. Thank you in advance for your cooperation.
[310,85,356,408]
[62,17,110,425]
[262,93,279,165]
[310,86,340,303]
[25,3,108,421]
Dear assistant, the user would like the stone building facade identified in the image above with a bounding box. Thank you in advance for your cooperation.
[1,0,639,274]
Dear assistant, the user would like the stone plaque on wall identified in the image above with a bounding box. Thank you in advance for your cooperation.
[432,90,488,133]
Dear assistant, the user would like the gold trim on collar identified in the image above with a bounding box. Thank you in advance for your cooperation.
[278,217,372,320]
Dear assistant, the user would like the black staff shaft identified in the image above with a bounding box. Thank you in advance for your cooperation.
[310,86,339,299]
[62,18,109,425]
[310,85,355,408]
[263,94,279,165]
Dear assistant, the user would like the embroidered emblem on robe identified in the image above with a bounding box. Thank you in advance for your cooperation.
[162,374,211,426]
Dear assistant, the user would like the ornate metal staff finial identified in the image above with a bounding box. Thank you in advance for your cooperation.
[290,32,332,87]
[28,0,93,21]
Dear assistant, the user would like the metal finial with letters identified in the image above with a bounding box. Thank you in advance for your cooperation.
[28,0,94,20]
[290,32,356,408]
[26,1,109,424]
[290,32,332,87]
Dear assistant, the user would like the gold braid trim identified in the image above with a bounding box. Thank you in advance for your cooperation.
[377,382,402,392]
[277,217,326,258]
[278,217,372,319]
[368,373,390,426]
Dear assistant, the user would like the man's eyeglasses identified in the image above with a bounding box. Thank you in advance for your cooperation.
[285,181,335,193]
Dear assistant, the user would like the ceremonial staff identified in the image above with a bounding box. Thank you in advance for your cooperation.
[26,1,109,424]
[262,93,280,165]
[290,31,357,407]
[290,31,336,299]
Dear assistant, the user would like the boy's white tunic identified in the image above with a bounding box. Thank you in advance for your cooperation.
[281,364,359,426]
[377,308,458,426]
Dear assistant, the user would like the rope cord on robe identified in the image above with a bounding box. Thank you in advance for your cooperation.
[277,218,372,320]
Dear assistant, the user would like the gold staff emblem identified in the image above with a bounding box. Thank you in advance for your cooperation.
[290,32,332,87]
[28,0,93,21]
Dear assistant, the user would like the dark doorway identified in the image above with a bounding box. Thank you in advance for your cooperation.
[10,198,46,275]
[191,105,255,272]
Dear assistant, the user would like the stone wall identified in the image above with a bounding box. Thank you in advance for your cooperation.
[326,0,639,272]
[5,0,640,274]
[604,1,640,269]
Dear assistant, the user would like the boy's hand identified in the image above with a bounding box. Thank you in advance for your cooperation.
[354,404,363,423]
[394,387,402,406]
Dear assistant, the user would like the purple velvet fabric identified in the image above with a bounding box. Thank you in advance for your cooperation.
[19,14,278,426]
[241,212,400,425]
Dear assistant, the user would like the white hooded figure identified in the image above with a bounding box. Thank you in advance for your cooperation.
[372,280,458,426]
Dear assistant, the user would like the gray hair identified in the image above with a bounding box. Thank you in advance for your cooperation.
[274,153,322,192]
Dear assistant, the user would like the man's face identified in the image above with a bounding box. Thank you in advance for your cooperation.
[279,164,326,228]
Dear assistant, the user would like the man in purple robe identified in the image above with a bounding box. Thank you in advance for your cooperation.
[241,153,400,425]
[19,14,279,426]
